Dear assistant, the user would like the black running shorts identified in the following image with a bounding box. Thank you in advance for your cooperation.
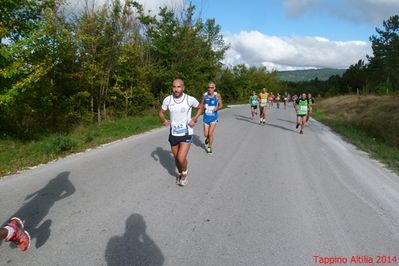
[168,134,193,146]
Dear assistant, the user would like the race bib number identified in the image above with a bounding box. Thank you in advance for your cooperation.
[300,105,308,112]
[205,105,215,116]
[261,99,267,104]
[171,120,188,136]
[251,100,258,105]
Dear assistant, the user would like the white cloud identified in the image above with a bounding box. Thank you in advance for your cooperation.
[64,0,184,15]
[282,0,399,25]
[345,0,399,24]
[223,31,372,71]
[282,0,320,18]
[138,0,185,13]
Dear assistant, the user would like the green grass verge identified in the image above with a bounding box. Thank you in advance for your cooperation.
[0,115,162,177]
[313,110,399,174]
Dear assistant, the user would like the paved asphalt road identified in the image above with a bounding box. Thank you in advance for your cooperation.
[1,104,399,266]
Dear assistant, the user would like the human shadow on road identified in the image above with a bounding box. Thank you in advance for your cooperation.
[234,114,259,124]
[151,147,177,178]
[105,213,165,266]
[266,123,297,133]
[192,134,207,151]
[277,118,296,125]
[4,171,75,249]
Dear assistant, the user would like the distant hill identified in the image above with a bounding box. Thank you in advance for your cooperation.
[277,68,346,82]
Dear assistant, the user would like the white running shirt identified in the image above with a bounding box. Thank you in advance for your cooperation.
[162,93,199,136]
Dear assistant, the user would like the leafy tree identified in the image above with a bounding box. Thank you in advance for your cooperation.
[217,65,284,103]
[75,0,130,122]
[341,60,367,94]
[138,3,228,98]
[368,15,399,92]
[0,0,54,42]
[0,1,78,137]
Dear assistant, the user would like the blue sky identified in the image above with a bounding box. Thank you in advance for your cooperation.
[190,0,376,41]
[68,0,399,70]
[184,0,399,70]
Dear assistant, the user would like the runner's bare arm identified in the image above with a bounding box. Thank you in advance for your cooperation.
[217,93,223,111]
[188,103,204,127]
[159,108,170,127]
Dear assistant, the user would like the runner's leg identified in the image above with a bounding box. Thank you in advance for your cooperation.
[203,123,210,144]
[296,115,300,128]
[208,122,217,148]
[171,144,181,173]
[0,228,7,240]
[300,116,305,133]
[176,143,191,172]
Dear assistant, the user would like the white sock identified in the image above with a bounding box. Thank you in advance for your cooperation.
[4,226,15,241]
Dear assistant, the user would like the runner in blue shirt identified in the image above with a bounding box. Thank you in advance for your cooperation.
[202,82,223,154]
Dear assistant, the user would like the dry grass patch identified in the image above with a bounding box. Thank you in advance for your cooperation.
[317,95,399,148]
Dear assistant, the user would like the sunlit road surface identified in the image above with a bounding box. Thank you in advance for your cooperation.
[1,104,399,266]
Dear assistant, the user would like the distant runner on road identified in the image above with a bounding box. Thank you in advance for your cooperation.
[258,88,269,125]
[294,93,309,135]
[284,92,288,109]
[249,91,258,120]
[202,82,223,154]
[159,79,203,186]
[269,93,274,109]
[306,93,315,125]
[292,94,298,108]
[276,93,281,109]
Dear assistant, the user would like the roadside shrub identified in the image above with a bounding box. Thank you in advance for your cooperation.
[45,135,75,154]
[84,130,99,143]
[375,83,391,95]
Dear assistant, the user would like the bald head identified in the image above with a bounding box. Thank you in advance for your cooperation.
[172,79,185,98]
[173,79,184,87]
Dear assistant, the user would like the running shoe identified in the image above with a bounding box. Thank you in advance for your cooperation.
[180,171,188,186]
[207,147,213,154]
[299,130,303,134]
[7,217,24,231]
[6,217,31,252]
[296,123,299,129]
[205,138,209,145]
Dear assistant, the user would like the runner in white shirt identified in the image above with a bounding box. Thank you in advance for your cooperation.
[159,79,203,186]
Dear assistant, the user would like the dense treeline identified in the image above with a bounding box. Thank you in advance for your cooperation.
[0,0,282,139]
[1,1,397,139]
[286,15,399,97]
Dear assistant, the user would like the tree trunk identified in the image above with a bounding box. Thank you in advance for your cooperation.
[97,103,101,123]
[103,101,106,120]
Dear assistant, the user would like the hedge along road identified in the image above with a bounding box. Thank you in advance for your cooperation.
[1,104,399,266]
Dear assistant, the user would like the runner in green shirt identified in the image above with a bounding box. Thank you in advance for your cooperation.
[249,91,258,120]
[294,93,309,134]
